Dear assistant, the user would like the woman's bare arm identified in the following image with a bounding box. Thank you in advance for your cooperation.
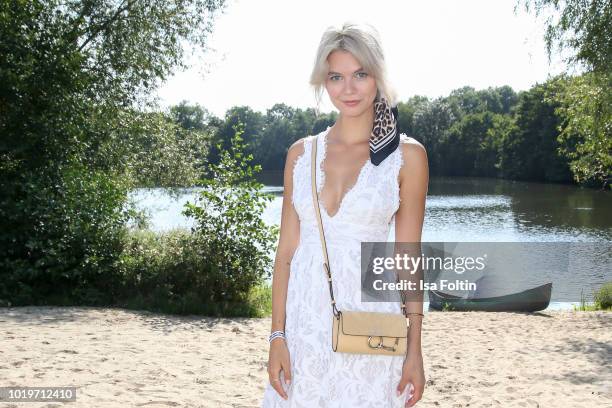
[394,137,429,350]
[269,138,305,334]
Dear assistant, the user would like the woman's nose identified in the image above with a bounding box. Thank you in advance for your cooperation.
[343,78,357,94]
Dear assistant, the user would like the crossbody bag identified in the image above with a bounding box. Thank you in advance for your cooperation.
[310,133,413,356]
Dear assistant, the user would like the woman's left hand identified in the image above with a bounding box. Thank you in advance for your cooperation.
[396,348,425,407]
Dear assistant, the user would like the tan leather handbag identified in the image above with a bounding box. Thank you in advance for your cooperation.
[310,133,410,356]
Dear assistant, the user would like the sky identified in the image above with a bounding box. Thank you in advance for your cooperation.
[154,0,570,118]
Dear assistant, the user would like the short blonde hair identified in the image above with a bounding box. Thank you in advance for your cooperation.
[309,21,398,113]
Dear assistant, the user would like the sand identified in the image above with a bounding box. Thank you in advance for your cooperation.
[0,306,610,408]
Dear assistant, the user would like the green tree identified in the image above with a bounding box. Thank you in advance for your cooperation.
[169,100,218,132]
[498,82,571,182]
[440,112,500,177]
[208,106,264,167]
[517,0,611,188]
[517,0,611,74]
[549,72,611,188]
[412,98,456,175]
[0,0,227,305]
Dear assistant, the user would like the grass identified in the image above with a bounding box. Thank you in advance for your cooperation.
[246,281,273,317]
[572,283,612,311]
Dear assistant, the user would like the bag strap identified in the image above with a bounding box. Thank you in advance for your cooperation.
[310,133,408,319]
[310,134,340,318]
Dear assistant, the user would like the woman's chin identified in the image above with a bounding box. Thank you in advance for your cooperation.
[338,106,368,117]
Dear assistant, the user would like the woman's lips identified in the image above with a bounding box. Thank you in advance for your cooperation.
[343,100,360,106]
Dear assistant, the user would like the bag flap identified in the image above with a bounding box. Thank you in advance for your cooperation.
[340,311,407,338]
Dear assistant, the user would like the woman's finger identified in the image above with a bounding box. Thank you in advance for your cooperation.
[405,389,422,407]
[282,358,292,386]
[269,369,288,400]
[396,377,412,396]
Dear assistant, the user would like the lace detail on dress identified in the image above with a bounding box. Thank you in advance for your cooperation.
[290,138,308,208]
[262,128,413,407]
[395,133,410,208]
[290,134,319,208]
[317,127,328,196]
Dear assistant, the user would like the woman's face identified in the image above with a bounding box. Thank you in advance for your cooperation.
[325,50,378,117]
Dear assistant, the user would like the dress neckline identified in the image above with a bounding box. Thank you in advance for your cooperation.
[316,127,372,220]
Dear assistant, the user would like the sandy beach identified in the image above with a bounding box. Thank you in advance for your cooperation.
[0,306,610,408]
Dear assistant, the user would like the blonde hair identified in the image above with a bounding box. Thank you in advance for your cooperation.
[309,21,398,114]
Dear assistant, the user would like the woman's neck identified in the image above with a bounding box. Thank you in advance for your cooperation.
[332,105,374,146]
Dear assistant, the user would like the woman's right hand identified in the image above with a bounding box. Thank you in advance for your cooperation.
[267,337,292,400]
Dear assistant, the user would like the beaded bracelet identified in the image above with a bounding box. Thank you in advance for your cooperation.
[268,330,286,343]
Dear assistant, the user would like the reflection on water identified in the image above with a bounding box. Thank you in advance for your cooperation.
[128,174,611,309]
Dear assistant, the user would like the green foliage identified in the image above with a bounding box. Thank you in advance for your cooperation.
[206,104,336,172]
[100,123,280,317]
[439,112,499,177]
[207,106,265,168]
[594,281,612,310]
[169,100,220,132]
[498,83,572,182]
[101,108,211,189]
[116,228,272,317]
[0,0,227,306]
[441,301,455,311]
[202,79,603,190]
[405,97,455,175]
[517,0,611,189]
[573,283,612,311]
[183,124,280,307]
[0,162,130,306]
[517,0,611,74]
[548,72,611,188]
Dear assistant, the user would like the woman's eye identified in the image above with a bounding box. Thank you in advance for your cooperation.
[329,72,367,81]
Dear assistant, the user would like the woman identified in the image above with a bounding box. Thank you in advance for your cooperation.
[261,21,428,407]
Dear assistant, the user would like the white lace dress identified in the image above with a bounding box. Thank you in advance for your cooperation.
[261,127,413,407]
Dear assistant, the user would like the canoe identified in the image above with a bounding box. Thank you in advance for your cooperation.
[427,282,553,312]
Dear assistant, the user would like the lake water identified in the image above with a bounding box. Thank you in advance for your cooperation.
[128,173,611,311]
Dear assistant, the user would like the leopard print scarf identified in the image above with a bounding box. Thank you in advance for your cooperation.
[370,96,400,166]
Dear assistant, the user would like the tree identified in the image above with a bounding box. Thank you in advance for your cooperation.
[440,112,499,177]
[517,0,611,188]
[498,82,571,182]
[516,0,611,74]
[0,0,228,305]
[549,72,611,188]
[169,101,217,132]
[208,106,264,168]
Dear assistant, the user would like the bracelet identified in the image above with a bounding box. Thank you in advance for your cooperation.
[405,312,424,317]
[268,330,286,343]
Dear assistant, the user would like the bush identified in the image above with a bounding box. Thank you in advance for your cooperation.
[182,124,279,308]
[0,163,130,307]
[114,124,278,317]
[594,282,612,310]
[117,228,272,317]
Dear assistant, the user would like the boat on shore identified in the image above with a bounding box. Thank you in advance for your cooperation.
[427,282,553,312]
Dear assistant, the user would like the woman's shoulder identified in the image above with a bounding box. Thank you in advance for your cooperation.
[287,128,327,159]
[287,135,311,158]
[399,132,425,150]
[285,133,317,170]
[398,133,427,160]
[397,133,428,181]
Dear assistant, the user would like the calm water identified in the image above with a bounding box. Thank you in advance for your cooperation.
[128,174,611,310]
